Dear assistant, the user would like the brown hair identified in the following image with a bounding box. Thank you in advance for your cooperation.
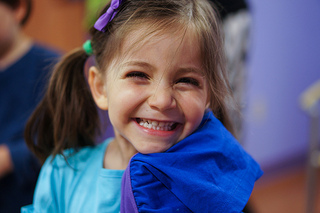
[25,0,234,163]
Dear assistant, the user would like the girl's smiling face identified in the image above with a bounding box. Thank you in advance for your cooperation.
[92,26,209,154]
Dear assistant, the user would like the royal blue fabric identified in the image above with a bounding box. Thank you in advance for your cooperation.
[121,111,263,213]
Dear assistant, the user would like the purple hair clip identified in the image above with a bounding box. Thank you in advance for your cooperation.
[94,0,123,32]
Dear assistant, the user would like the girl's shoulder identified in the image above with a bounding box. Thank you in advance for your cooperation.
[46,138,113,169]
[25,138,115,212]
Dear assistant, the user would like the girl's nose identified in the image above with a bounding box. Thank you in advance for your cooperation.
[147,87,177,111]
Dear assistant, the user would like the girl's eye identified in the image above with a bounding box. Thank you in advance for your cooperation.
[176,77,200,87]
[126,71,149,80]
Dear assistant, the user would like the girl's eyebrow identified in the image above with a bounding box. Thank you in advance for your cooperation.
[176,67,204,76]
[122,61,155,71]
[122,61,203,75]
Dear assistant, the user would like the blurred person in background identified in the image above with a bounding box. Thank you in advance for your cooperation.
[209,1,254,212]
[209,0,251,143]
[0,0,60,212]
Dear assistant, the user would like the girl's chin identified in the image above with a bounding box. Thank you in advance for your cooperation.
[135,144,171,154]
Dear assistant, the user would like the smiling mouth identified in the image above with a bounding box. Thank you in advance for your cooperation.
[135,118,179,131]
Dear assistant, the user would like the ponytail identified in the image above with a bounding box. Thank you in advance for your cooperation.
[25,48,99,163]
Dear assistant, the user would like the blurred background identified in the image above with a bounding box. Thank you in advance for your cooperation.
[23,0,320,212]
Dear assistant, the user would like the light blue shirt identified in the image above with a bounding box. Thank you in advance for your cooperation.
[21,138,124,213]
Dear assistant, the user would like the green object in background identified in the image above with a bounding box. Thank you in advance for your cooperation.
[84,0,110,29]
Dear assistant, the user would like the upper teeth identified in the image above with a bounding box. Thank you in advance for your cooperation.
[139,119,174,131]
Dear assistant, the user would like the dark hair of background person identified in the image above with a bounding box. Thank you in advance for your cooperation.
[212,0,248,19]
[0,0,32,26]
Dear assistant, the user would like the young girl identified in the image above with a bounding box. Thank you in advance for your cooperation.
[22,0,262,212]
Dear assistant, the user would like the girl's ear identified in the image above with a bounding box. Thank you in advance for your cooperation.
[206,102,210,109]
[14,1,27,23]
[88,66,108,110]
[206,94,211,109]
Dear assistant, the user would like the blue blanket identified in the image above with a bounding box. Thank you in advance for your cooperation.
[121,111,263,213]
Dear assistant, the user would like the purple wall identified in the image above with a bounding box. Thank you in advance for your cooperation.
[243,0,320,171]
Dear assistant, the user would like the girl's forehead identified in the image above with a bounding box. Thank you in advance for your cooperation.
[119,24,200,60]
[102,22,204,77]
[104,24,204,78]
